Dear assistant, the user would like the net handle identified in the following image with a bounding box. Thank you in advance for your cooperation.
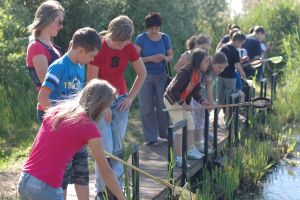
[163,97,271,111]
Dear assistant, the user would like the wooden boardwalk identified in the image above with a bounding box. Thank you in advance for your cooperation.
[67,111,228,200]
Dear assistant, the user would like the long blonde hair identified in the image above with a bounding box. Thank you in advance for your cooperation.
[45,79,116,129]
[100,15,134,41]
[27,0,64,38]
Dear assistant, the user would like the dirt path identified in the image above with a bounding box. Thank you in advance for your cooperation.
[0,171,19,199]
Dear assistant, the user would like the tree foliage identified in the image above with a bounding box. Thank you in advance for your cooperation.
[238,0,300,55]
[0,0,36,133]
[0,0,229,135]
[196,0,230,50]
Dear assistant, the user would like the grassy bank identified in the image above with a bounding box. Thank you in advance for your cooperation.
[190,34,300,200]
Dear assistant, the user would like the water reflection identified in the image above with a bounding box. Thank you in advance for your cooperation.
[239,141,300,200]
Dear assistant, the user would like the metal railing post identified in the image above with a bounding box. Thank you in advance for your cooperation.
[246,84,251,128]
[234,96,239,145]
[167,127,174,198]
[252,87,256,115]
[264,81,267,98]
[204,109,209,163]
[228,96,233,148]
[260,79,264,97]
[132,149,139,200]
[213,108,218,159]
[181,125,188,186]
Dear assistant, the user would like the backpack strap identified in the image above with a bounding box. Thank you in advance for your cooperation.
[161,34,172,77]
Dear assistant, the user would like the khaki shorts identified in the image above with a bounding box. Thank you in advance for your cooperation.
[163,97,195,135]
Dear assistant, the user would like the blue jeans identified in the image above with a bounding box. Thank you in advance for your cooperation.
[217,76,236,105]
[95,94,129,193]
[18,172,63,200]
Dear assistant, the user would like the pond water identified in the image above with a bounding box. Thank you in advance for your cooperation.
[238,134,300,200]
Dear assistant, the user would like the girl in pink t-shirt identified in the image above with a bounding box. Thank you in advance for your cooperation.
[18,79,126,200]
[26,1,64,122]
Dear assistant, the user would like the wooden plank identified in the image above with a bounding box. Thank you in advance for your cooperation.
[67,111,228,200]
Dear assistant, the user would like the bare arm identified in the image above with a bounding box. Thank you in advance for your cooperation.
[165,48,174,63]
[134,44,168,64]
[235,63,246,80]
[87,64,99,82]
[215,42,224,52]
[89,138,126,200]
[128,58,146,99]
[173,52,189,73]
[32,55,49,83]
[37,86,52,110]
[118,58,146,111]
[205,79,214,104]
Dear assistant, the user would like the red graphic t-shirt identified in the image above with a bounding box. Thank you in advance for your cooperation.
[90,39,140,95]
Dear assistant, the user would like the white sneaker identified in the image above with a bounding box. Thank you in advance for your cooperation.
[198,143,205,153]
[175,156,191,168]
[187,147,204,160]
[198,142,213,154]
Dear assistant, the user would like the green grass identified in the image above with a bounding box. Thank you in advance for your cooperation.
[0,106,143,171]
[0,124,39,171]
[124,107,143,144]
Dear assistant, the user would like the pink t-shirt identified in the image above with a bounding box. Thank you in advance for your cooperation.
[90,39,140,95]
[22,113,100,188]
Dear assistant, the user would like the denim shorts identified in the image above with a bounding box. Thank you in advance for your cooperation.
[62,146,89,189]
[18,172,63,200]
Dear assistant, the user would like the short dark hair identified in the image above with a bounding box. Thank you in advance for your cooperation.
[72,27,101,52]
[231,31,246,42]
[229,28,240,39]
[196,34,211,46]
[213,52,228,65]
[254,26,265,34]
[227,23,240,33]
[145,12,162,29]
[190,48,208,71]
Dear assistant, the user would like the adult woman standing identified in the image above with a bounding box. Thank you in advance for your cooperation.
[87,15,146,199]
[26,0,64,122]
[135,12,173,144]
